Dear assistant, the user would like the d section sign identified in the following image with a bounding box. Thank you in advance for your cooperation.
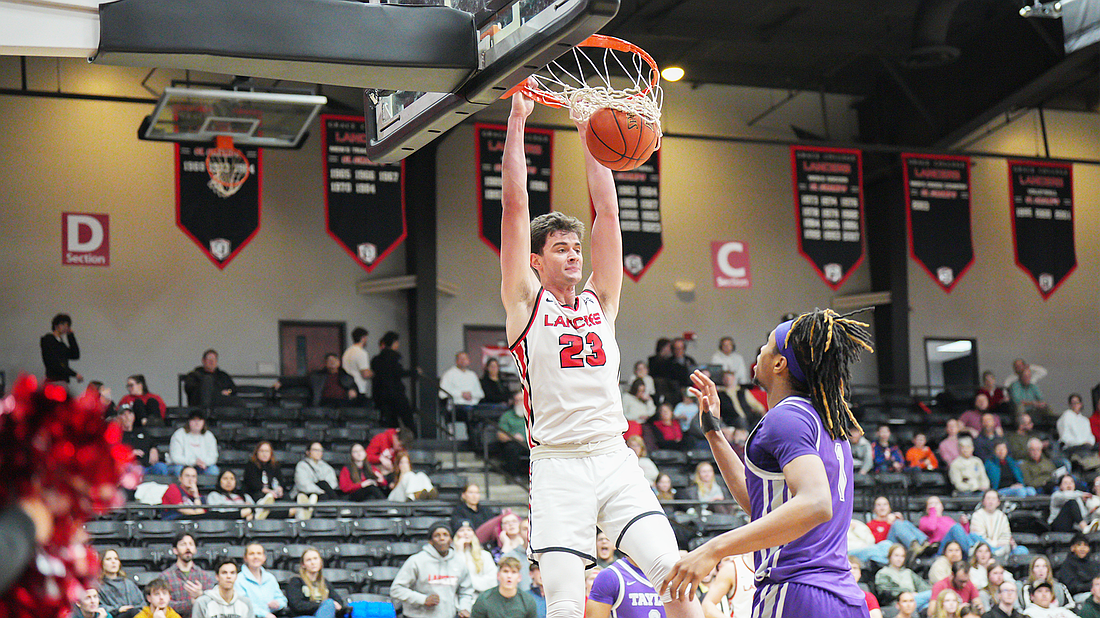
[614,151,662,281]
[476,123,552,254]
[791,146,865,289]
[322,115,406,272]
[902,154,974,292]
[1009,160,1076,299]
[176,143,261,269]
[62,213,109,267]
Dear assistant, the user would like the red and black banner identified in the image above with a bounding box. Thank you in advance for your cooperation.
[475,123,552,254]
[612,151,662,281]
[176,143,261,269]
[791,145,864,289]
[1009,159,1076,299]
[902,154,974,292]
[321,115,406,272]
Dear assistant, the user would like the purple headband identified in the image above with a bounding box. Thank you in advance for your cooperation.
[774,319,808,385]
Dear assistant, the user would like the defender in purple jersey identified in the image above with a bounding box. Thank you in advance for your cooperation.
[587,558,666,618]
[661,309,874,618]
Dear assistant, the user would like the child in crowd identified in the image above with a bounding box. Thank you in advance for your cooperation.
[135,579,181,618]
[906,433,939,470]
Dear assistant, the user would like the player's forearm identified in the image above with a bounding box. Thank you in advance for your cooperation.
[584,144,618,217]
[706,431,749,512]
[701,490,831,559]
[501,113,530,215]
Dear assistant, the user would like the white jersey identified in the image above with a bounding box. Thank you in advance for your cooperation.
[729,553,756,617]
[509,287,626,447]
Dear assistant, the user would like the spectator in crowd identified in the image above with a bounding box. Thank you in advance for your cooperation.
[1007,414,1042,462]
[496,512,525,557]
[873,425,906,473]
[286,547,344,618]
[594,532,616,569]
[849,517,891,565]
[874,543,933,610]
[388,450,436,502]
[499,517,532,591]
[118,375,167,426]
[971,489,1021,559]
[1021,438,1057,493]
[849,556,883,618]
[921,496,980,557]
[371,331,418,432]
[950,436,991,495]
[391,521,476,618]
[709,336,747,385]
[88,381,117,417]
[168,410,219,476]
[1092,400,1100,450]
[986,441,1038,497]
[115,405,168,476]
[850,427,874,475]
[479,357,511,405]
[585,556,663,618]
[981,564,1017,614]
[930,542,967,586]
[74,585,110,618]
[99,548,145,618]
[672,388,701,438]
[193,559,253,618]
[452,483,497,533]
[1006,358,1048,387]
[664,337,695,393]
[471,556,535,618]
[647,338,676,401]
[241,441,284,517]
[631,360,657,401]
[907,433,940,470]
[970,543,996,589]
[930,561,981,616]
[980,370,1012,413]
[896,591,919,618]
[683,461,732,515]
[653,472,676,503]
[975,414,1004,462]
[1057,534,1100,603]
[1078,576,1100,618]
[1020,569,1076,615]
[342,327,373,401]
[440,351,484,410]
[941,419,964,467]
[161,466,207,520]
[626,435,658,487]
[1050,474,1091,533]
[492,392,530,477]
[961,395,999,438]
[985,580,1025,618]
[40,312,82,383]
[160,533,216,618]
[308,353,358,407]
[649,402,684,451]
[934,589,965,618]
[366,426,413,476]
[235,543,287,618]
[1022,584,1079,617]
[528,563,546,618]
[868,495,930,554]
[135,579,180,618]
[1082,477,1100,530]
[455,520,498,595]
[295,442,339,518]
[183,350,237,408]
[338,442,388,501]
[621,379,656,424]
[716,371,765,430]
[1058,394,1095,459]
[1010,367,1051,418]
[207,469,254,520]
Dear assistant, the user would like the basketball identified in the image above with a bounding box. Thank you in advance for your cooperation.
[585,107,660,171]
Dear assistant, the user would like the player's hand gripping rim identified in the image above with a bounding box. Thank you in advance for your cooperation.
[688,370,721,432]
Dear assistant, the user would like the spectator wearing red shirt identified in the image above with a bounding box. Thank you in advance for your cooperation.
[161,466,207,520]
[118,374,167,426]
[338,442,389,501]
[979,371,1011,411]
[365,426,413,475]
[867,496,929,552]
[929,561,980,616]
[849,557,883,618]
[648,403,683,451]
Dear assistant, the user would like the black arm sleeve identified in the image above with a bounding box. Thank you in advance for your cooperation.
[66,333,80,361]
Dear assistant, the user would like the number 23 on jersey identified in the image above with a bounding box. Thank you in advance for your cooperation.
[559,333,606,368]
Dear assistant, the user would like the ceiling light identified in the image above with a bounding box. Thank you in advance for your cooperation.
[661,67,684,82]
[1019,0,1063,17]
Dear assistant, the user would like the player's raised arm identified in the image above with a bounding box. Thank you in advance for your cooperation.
[500,89,539,333]
[577,120,623,321]
[689,371,750,512]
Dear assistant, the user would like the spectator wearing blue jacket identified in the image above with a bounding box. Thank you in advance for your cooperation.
[985,441,1037,498]
[872,425,905,473]
[235,543,288,618]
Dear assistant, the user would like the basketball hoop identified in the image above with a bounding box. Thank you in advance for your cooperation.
[205,135,251,198]
[513,35,663,129]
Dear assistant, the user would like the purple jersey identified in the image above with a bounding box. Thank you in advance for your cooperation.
[744,396,864,607]
[588,559,666,618]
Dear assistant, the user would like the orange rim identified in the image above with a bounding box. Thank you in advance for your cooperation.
[205,135,249,189]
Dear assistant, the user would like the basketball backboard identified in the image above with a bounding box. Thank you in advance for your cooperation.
[364,0,620,162]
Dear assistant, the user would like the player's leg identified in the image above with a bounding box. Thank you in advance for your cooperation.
[618,514,704,618]
[530,456,598,618]
[539,551,588,618]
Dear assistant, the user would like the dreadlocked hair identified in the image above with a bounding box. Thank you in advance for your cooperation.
[782,308,874,441]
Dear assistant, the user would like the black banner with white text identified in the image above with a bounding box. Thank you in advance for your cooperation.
[902,154,974,292]
[614,151,661,281]
[1009,159,1076,299]
[791,146,864,289]
[476,123,552,254]
[176,143,261,269]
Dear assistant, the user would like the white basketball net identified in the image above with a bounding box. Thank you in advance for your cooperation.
[205,147,250,198]
[526,41,663,127]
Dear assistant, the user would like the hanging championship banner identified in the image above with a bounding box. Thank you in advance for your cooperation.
[791,146,865,289]
[1008,159,1076,299]
[902,154,974,292]
[614,151,662,281]
[475,123,552,254]
[321,115,406,272]
[176,143,261,269]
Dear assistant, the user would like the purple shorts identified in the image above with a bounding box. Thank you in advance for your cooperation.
[752,582,870,618]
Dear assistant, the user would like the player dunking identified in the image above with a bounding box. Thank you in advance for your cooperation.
[501,89,703,618]
[662,309,874,618]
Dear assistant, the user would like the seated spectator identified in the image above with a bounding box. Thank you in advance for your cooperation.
[207,469,254,519]
[160,533,216,618]
[980,564,1017,614]
[872,425,905,473]
[471,556,535,618]
[1007,414,1041,462]
[365,426,413,476]
[390,521,476,618]
[453,483,497,533]
[115,405,168,476]
[286,547,345,618]
[672,389,702,444]
[135,579,181,618]
[933,588,964,618]
[491,391,530,477]
[621,379,656,424]
[499,518,532,591]
[850,427,874,475]
[1010,367,1051,418]
[87,381,117,417]
[193,559,252,618]
[941,419,964,467]
[1057,534,1100,603]
[1079,576,1100,618]
[974,413,1004,462]
[653,472,676,504]
[979,370,1012,413]
[970,489,1023,559]
[1021,438,1058,494]
[183,349,238,408]
[74,585,110,618]
[950,436,991,495]
[295,442,339,518]
[849,517,890,565]
[717,371,765,431]
[455,520,498,595]
[496,512,525,557]
[1050,474,1091,533]
[961,395,1001,438]
[626,435,658,487]
[649,403,684,451]
[986,442,1038,498]
[388,450,437,501]
[895,591,919,618]
[682,461,732,515]
[308,353,358,407]
[526,563,546,618]
[709,336,746,382]
[241,441,284,518]
[1020,555,1076,612]
[439,351,483,413]
[1082,476,1100,530]
[921,496,980,557]
[161,466,207,520]
[479,358,511,405]
[630,360,657,402]
[930,542,967,586]
[849,556,883,618]
[1005,358,1048,387]
[168,410,219,476]
[1058,394,1095,459]
[235,543,287,618]
[930,561,981,616]
[1023,582,1078,617]
[338,442,389,501]
[970,543,996,589]
[118,374,167,426]
[874,543,933,610]
[868,495,929,555]
[907,433,940,470]
[99,549,145,618]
